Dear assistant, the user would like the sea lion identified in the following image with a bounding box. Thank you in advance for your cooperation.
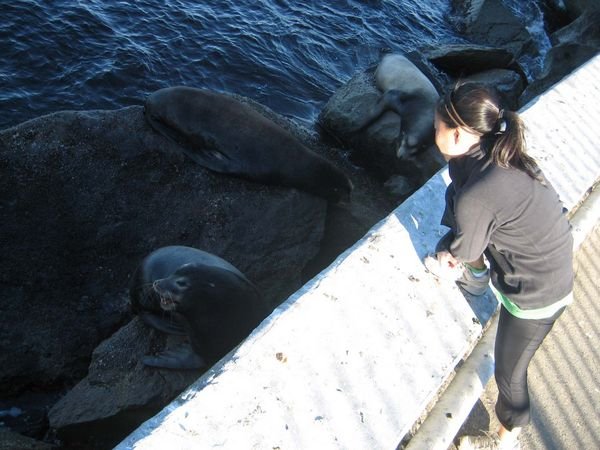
[144,86,353,203]
[130,245,270,370]
[354,54,439,158]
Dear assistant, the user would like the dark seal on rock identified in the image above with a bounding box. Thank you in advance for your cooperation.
[144,86,353,203]
[130,245,271,369]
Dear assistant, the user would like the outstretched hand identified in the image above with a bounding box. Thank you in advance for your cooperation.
[435,250,460,270]
[423,250,462,281]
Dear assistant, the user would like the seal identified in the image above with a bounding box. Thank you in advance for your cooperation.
[355,54,439,158]
[130,245,270,370]
[144,86,352,203]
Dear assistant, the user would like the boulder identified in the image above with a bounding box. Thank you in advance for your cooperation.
[451,0,534,58]
[462,69,525,109]
[0,429,54,450]
[520,8,599,106]
[422,44,518,76]
[550,10,600,48]
[318,70,401,176]
[540,0,572,34]
[563,0,600,18]
[0,105,327,397]
[318,67,445,195]
[47,318,200,449]
[520,43,599,107]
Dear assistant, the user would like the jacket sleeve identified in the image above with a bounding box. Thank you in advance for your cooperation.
[448,194,497,263]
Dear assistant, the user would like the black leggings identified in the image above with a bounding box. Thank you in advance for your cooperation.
[494,305,565,430]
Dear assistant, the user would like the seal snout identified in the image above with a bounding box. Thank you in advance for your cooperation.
[152,279,178,311]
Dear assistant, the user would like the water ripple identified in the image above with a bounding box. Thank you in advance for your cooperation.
[1,0,522,130]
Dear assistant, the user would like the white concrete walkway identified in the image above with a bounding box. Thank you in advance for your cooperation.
[116,55,600,450]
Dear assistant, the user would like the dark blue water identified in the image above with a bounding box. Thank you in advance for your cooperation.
[1,0,546,131]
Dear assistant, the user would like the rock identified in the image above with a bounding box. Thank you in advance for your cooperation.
[318,64,445,195]
[520,43,598,107]
[0,429,54,450]
[422,44,527,108]
[563,0,600,18]
[520,8,599,107]
[422,44,518,76]
[540,0,572,34]
[47,318,200,449]
[550,10,600,48]
[0,105,327,396]
[462,69,525,109]
[451,0,534,58]
[318,70,401,175]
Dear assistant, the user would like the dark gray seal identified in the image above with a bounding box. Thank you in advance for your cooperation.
[354,54,439,158]
[130,245,270,370]
[144,86,352,203]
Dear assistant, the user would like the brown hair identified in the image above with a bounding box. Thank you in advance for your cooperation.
[437,82,542,182]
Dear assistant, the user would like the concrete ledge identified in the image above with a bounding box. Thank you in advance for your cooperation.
[116,55,600,449]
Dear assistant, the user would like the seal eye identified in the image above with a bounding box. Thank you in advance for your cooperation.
[175,278,189,289]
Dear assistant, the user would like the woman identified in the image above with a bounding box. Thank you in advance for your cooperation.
[425,83,574,449]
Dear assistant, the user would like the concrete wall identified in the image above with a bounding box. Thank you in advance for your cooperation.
[116,54,600,450]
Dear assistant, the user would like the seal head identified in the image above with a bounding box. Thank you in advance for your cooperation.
[130,246,270,370]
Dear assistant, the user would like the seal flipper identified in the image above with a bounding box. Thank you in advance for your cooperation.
[142,343,207,370]
[145,112,235,174]
[140,312,187,336]
[350,89,403,133]
[179,144,234,174]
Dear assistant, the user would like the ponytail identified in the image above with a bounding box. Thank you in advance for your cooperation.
[488,110,543,183]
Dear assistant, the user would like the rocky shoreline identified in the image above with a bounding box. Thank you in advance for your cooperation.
[1,1,598,448]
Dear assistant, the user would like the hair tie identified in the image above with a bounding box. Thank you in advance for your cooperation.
[496,109,507,134]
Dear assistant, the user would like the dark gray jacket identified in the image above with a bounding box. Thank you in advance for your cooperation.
[442,146,573,309]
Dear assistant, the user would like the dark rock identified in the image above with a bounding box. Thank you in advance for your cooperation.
[520,7,600,107]
[0,105,326,397]
[422,44,517,76]
[0,429,54,450]
[462,69,525,109]
[563,0,600,18]
[550,10,600,48]
[451,0,534,58]
[520,43,598,107]
[318,70,402,177]
[317,67,445,195]
[47,318,200,449]
[540,0,572,34]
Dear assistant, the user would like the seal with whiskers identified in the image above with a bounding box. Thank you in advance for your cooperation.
[130,245,270,370]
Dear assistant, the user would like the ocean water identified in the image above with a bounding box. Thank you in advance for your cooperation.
[1,0,546,131]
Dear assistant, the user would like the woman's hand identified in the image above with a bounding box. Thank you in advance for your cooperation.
[436,250,460,270]
[424,250,462,281]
